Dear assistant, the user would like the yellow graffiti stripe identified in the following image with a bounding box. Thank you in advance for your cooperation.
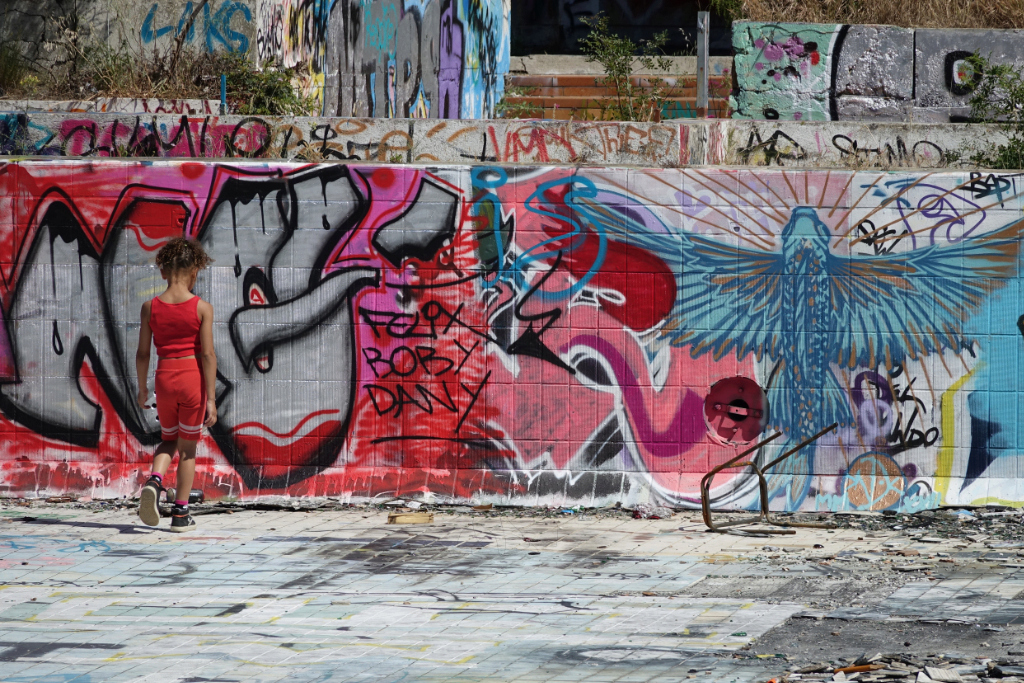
[969,496,1024,507]
[937,365,977,501]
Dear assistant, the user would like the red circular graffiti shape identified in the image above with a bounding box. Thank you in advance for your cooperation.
[372,167,396,188]
[703,377,769,445]
[181,162,206,180]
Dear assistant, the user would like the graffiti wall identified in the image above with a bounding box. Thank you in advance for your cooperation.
[732,22,1024,123]
[141,0,255,54]
[319,0,510,119]
[8,112,1008,171]
[0,114,687,166]
[140,0,512,118]
[1,158,1023,511]
[1,0,509,119]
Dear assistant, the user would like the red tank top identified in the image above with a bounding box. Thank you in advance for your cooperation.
[150,296,203,358]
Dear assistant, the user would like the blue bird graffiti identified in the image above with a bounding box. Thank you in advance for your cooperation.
[592,203,1024,510]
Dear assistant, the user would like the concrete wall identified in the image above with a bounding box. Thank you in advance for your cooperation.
[0,99,222,115]
[1,158,1023,512]
[732,22,1024,123]
[0,114,688,166]
[319,0,510,119]
[1,0,257,67]
[723,120,1008,168]
[1,0,510,119]
[0,112,1010,170]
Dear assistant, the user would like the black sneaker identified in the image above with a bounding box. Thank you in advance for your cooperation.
[169,505,196,533]
[138,476,163,527]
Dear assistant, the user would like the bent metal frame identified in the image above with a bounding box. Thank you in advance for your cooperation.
[701,423,839,533]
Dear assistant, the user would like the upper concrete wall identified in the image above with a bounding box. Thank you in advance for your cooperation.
[0,112,1011,170]
[319,0,510,119]
[1,0,257,67]
[1,0,511,119]
[731,22,1024,123]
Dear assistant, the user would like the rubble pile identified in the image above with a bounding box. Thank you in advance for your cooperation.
[780,654,1024,682]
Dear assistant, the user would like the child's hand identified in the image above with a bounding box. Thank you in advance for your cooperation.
[204,398,218,428]
[137,388,149,409]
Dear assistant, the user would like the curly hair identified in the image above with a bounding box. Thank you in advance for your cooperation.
[155,237,211,272]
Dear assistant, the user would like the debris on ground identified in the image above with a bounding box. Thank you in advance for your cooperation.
[776,654,1024,681]
[632,503,675,519]
[386,511,434,524]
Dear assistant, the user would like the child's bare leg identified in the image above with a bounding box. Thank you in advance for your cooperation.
[150,440,177,478]
[173,438,198,500]
[168,438,199,532]
[139,440,176,527]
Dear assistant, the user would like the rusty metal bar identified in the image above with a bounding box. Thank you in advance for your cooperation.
[701,431,782,532]
[701,423,840,533]
[762,423,839,529]
[761,423,839,472]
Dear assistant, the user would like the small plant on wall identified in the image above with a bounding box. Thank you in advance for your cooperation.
[578,12,675,123]
[965,54,1024,170]
[0,43,28,96]
[495,84,543,119]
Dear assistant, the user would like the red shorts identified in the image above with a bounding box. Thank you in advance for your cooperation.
[155,357,207,442]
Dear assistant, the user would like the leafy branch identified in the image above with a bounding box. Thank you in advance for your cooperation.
[578,12,674,122]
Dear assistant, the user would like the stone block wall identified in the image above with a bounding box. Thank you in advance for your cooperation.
[914,28,1024,122]
[731,22,840,121]
[732,21,1024,123]
[1,158,1023,513]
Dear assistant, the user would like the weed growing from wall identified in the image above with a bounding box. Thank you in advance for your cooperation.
[578,13,674,123]
[710,0,745,23]
[495,85,543,119]
[223,54,319,116]
[966,54,1024,170]
[0,43,27,95]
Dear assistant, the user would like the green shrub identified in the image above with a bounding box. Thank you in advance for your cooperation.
[710,0,746,22]
[578,12,674,122]
[966,54,1024,170]
[495,85,543,119]
[0,43,27,95]
[223,54,319,116]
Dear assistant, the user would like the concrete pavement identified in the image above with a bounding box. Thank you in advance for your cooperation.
[1,501,1023,682]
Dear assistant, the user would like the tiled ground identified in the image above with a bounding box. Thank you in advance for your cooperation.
[0,505,1018,682]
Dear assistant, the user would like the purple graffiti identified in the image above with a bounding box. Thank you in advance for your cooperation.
[438,0,464,119]
[572,335,705,458]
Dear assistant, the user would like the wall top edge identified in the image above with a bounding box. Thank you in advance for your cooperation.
[3,157,1020,174]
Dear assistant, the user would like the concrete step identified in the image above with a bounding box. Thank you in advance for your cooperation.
[500,95,731,120]
[510,54,735,77]
[508,74,732,99]
[505,73,733,119]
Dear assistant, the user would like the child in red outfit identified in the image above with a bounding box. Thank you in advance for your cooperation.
[135,238,218,532]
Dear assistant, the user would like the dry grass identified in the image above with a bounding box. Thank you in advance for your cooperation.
[735,0,1024,28]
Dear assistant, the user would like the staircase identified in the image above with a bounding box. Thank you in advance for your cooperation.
[502,74,732,120]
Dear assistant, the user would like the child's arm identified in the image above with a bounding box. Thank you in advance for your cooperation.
[136,301,153,408]
[198,300,218,427]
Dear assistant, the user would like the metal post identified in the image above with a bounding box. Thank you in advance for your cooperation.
[696,11,709,118]
[220,74,227,115]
